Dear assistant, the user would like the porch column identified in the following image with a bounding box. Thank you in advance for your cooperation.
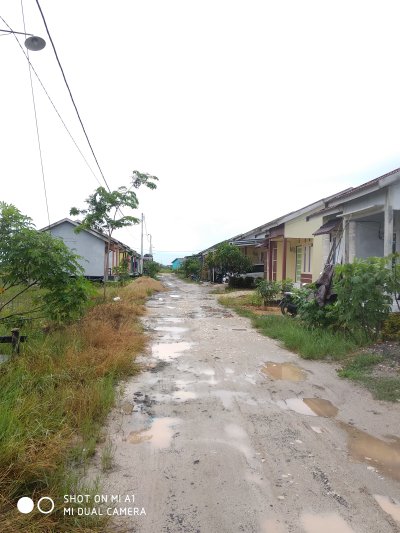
[348,220,357,263]
[384,187,394,256]
[268,243,272,281]
[282,238,287,280]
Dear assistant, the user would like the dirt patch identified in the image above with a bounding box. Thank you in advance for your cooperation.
[361,341,400,377]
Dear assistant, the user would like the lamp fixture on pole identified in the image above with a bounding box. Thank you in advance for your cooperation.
[0,28,46,51]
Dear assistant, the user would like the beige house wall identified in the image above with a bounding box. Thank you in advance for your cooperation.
[285,215,323,239]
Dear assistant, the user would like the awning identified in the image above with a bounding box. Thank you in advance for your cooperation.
[313,219,342,236]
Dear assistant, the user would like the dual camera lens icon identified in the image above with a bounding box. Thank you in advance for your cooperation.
[17,496,55,515]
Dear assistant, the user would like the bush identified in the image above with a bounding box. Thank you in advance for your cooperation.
[382,313,400,341]
[256,280,281,306]
[333,257,397,339]
[143,260,160,279]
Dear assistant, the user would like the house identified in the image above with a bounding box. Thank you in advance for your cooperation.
[42,218,140,279]
[308,168,400,267]
[171,258,184,270]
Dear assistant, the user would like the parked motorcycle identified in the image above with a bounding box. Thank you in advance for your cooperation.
[279,292,298,317]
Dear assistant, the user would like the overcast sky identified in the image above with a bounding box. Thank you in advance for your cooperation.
[1,1,400,265]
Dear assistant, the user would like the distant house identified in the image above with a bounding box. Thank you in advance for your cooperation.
[42,218,140,279]
[171,258,184,270]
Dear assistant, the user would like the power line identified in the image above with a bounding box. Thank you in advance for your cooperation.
[0,16,103,189]
[34,0,112,193]
[20,0,51,227]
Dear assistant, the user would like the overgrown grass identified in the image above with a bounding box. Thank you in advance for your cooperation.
[338,353,400,401]
[219,295,362,360]
[0,276,164,533]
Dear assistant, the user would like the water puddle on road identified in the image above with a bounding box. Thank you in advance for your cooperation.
[127,417,180,449]
[373,494,400,523]
[276,398,338,418]
[300,512,355,533]
[151,342,192,361]
[155,326,187,333]
[261,362,306,382]
[338,422,400,481]
[160,317,184,323]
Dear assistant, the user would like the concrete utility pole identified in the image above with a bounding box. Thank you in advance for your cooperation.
[140,213,144,274]
[149,234,153,257]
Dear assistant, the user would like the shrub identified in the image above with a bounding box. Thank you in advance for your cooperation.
[228,276,255,289]
[256,280,281,306]
[333,257,397,339]
[381,313,400,341]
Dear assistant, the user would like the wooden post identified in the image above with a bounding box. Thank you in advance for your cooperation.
[11,328,20,354]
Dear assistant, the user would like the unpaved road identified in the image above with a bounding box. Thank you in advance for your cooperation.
[94,275,400,533]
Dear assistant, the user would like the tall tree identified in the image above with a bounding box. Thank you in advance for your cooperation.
[70,171,158,296]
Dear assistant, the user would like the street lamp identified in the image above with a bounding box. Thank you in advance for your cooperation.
[0,29,46,51]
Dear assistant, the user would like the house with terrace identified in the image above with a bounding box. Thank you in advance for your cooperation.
[308,168,400,268]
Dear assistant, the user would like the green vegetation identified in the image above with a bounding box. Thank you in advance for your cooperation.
[143,259,161,279]
[220,258,400,401]
[338,353,400,402]
[0,203,93,326]
[0,277,164,532]
[177,256,202,280]
[219,295,360,359]
[70,171,158,294]
[206,242,252,279]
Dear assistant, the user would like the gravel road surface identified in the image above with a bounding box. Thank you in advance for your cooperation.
[94,275,400,533]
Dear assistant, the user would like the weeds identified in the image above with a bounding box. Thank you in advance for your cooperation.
[338,353,400,401]
[0,277,163,532]
[219,295,362,360]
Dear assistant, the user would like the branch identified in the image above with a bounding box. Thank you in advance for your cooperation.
[0,305,45,322]
[0,281,39,312]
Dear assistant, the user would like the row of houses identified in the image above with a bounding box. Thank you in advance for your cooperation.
[199,168,400,285]
[43,218,141,279]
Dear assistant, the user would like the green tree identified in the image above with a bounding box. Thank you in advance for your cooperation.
[70,171,158,296]
[206,242,252,279]
[143,260,161,279]
[180,256,202,279]
[0,202,92,324]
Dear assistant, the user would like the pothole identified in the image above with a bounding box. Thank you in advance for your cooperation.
[276,398,338,417]
[261,362,307,382]
[127,417,181,449]
[339,422,400,481]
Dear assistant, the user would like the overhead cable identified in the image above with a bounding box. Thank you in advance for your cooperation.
[20,0,51,227]
[0,16,103,189]
[34,0,112,192]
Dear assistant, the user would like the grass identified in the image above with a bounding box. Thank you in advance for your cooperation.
[338,353,400,402]
[219,295,362,360]
[0,276,164,533]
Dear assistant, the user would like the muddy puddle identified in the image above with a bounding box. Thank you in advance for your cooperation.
[261,362,306,382]
[300,512,355,532]
[151,341,192,361]
[339,422,400,481]
[373,494,400,523]
[276,398,338,418]
[127,417,180,449]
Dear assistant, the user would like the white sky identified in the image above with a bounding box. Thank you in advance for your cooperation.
[1,0,400,265]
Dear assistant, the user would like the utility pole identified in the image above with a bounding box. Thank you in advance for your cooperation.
[140,213,144,274]
[149,234,153,257]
